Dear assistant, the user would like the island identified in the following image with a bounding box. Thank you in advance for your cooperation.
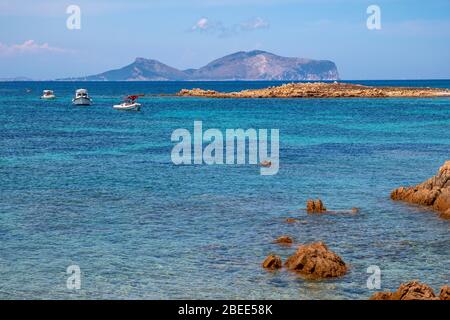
[176,82,450,98]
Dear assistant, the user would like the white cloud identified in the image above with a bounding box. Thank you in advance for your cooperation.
[0,40,69,55]
[190,17,270,37]
[191,17,211,31]
[240,17,270,30]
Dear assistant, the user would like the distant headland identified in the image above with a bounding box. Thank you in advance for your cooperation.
[60,50,339,81]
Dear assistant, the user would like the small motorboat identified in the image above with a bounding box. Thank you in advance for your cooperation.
[113,94,144,111]
[72,89,92,105]
[41,90,55,99]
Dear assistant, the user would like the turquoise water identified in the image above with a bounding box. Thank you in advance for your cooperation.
[0,80,449,299]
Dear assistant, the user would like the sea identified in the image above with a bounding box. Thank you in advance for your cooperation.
[0,80,449,299]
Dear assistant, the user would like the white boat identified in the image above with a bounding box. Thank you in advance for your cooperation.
[113,94,143,111]
[41,90,55,99]
[72,89,92,105]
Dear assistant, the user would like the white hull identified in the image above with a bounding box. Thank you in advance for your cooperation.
[72,97,92,105]
[113,102,141,111]
[41,95,56,99]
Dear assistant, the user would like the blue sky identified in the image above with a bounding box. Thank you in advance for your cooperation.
[0,0,449,79]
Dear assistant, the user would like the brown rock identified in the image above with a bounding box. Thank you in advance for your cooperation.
[259,160,272,167]
[439,285,450,300]
[274,235,293,245]
[262,254,282,270]
[351,207,359,213]
[433,188,450,212]
[284,241,347,278]
[440,209,450,219]
[391,161,450,218]
[306,199,327,213]
[369,281,437,300]
[395,281,437,300]
[285,217,298,223]
[369,292,395,300]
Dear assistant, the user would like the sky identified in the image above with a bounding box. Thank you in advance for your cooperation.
[0,0,449,80]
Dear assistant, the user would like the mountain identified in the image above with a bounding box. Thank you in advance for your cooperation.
[62,50,339,81]
[0,76,33,81]
[185,50,339,81]
[64,58,188,81]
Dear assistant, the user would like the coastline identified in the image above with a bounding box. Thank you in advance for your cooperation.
[176,82,450,98]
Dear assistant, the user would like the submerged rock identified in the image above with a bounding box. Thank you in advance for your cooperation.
[306,199,327,213]
[284,241,347,278]
[285,217,298,223]
[391,161,450,218]
[262,254,282,270]
[370,281,438,300]
[273,235,293,245]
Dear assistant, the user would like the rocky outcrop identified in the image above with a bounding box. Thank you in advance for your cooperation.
[262,254,282,270]
[370,281,439,300]
[391,161,450,218]
[440,285,450,300]
[284,242,347,278]
[273,235,293,245]
[306,199,327,213]
[176,82,450,98]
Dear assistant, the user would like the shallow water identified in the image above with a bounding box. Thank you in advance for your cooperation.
[0,80,449,299]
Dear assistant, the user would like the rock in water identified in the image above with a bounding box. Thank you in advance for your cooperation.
[391,161,450,218]
[259,160,272,167]
[370,281,438,300]
[284,242,347,278]
[273,235,294,245]
[440,285,450,300]
[306,199,327,213]
[262,254,282,270]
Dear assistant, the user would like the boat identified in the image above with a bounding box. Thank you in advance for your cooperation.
[41,90,55,99]
[113,94,144,111]
[72,89,92,105]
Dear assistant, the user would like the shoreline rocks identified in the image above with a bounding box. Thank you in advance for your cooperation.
[176,82,450,99]
[284,242,347,278]
[440,285,450,300]
[262,254,282,270]
[369,281,449,300]
[391,161,450,219]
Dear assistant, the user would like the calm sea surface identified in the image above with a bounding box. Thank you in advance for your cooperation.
[0,80,449,299]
